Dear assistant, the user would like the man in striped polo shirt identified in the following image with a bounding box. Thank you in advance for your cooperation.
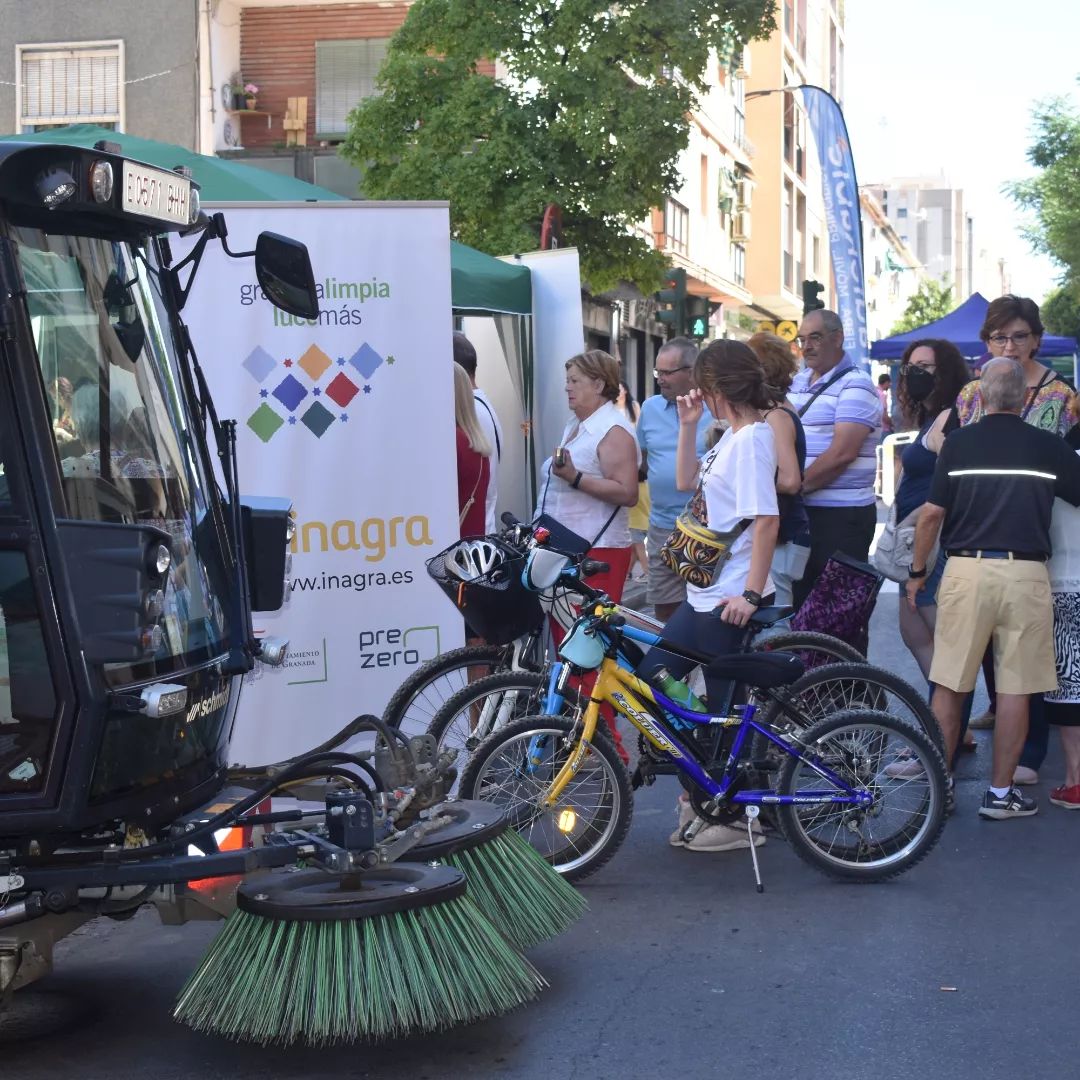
[787,309,881,607]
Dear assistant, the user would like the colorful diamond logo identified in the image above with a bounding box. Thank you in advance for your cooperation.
[325,372,360,408]
[243,346,277,383]
[301,401,335,437]
[299,344,333,382]
[273,374,308,412]
[247,403,285,443]
[348,342,384,379]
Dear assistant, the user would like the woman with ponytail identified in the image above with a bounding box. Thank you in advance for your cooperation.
[638,339,780,853]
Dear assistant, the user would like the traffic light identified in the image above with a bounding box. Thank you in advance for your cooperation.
[654,267,687,336]
[686,296,714,340]
[801,279,825,316]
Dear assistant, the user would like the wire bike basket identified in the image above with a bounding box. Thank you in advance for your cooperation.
[427,538,544,645]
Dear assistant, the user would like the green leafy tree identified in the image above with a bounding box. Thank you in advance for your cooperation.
[1041,283,1080,339]
[1007,90,1080,283]
[889,277,954,335]
[340,0,775,293]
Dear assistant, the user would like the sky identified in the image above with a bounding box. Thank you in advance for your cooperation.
[843,0,1080,301]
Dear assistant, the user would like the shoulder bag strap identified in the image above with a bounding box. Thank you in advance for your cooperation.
[796,364,850,418]
[475,395,501,460]
[459,461,484,526]
[1021,368,1056,420]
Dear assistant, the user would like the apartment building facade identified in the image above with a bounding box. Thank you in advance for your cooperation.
[744,0,845,325]
[860,188,927,343]
[0,0,199,147]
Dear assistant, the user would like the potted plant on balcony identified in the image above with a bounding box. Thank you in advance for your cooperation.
[243,83,259,110]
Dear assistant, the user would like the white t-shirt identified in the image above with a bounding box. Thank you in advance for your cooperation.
[688,421,779,613]
[473,388,503,534]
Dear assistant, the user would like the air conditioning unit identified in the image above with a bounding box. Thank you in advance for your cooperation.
[735,176,753,211]
[732,211,751,242]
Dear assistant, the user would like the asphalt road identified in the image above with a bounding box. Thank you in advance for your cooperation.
[6,594,1079,1080]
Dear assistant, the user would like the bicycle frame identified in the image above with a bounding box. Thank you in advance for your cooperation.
[539,655,872,811]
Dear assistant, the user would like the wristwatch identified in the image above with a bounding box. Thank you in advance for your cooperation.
[571,471,583,489]
[908,565,928,580]
[742,589,763,607]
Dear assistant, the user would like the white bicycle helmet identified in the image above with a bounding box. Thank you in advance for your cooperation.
[443,538,508,582]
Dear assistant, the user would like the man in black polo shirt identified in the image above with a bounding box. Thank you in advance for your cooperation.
[906,358,1080,820]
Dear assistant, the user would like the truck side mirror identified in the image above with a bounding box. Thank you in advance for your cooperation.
[254,233,319,321]
[239,496,293,613]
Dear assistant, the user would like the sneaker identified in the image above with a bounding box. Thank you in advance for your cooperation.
[969,710,996,730]
[668,796,696,846]
[978,787,1038,820]
[685,820,765,853]
[1013,766,1040,786]
[884,750,925,779]
[1049,784,1080,810]
[945,775,956,817]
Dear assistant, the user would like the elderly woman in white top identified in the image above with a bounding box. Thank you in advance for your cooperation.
[535,349,640,602]
[535,349,639,765]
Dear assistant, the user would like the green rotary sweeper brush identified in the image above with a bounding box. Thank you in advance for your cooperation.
[174,861,545,1046]
[406,799,587,950]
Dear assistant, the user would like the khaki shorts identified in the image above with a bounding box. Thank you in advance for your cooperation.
[929,556,1058,696]
[646,521,686,609]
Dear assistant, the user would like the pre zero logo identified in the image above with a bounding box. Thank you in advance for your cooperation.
[243,341,397,442]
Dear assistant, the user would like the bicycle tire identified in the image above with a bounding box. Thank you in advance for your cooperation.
[429,670,582,758]
[381,645,508,738]
[761,661,944,751]
[755,630,864,668]
[776,708,947,882]
[460,714,633,883]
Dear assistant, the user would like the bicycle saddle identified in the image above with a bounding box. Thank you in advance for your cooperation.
[749,605,793,628]
[705,650,804,688]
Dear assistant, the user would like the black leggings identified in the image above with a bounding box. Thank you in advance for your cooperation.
[636,600,746,712]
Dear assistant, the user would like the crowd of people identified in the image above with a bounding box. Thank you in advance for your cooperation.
[451,292,1080,842]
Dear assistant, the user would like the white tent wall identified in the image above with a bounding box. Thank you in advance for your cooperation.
[469,247,586,522]
[511,249,586,497]
[463,314,532,522]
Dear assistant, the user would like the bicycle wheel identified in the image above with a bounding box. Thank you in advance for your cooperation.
[460,714,633,883]
[429,670,582,755]
[381,645,509,738]
[761,661,944,752]
[755,630,864,670]
[776,708,947,882]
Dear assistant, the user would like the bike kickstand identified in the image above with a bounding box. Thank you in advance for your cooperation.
[745,805,764,893]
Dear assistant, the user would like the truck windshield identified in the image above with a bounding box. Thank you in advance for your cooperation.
[14,226,230,677]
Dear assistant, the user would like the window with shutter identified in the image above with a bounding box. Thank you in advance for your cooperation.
[315,39,390,139]
[18,42,124,132]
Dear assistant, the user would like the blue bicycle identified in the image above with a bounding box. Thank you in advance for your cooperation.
[459,604,948,884]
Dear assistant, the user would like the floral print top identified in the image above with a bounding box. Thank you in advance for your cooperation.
[956,367,1076,437]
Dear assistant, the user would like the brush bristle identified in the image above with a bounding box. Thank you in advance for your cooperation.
[174,894,545,1045]
[444,830,588,949]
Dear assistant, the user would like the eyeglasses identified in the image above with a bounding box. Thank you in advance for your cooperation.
[795,330,839,347]
[654,365,691,380]
[988,332,1033,348]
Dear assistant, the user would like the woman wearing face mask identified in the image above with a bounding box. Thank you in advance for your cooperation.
[895,340,972,680]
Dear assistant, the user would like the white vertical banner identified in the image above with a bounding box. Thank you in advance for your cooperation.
[181,202,462,764]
